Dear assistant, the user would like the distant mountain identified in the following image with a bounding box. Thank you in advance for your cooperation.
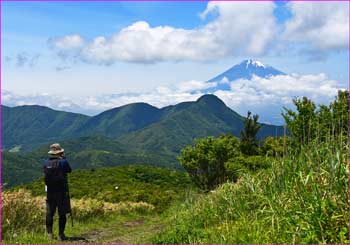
[2,105,89,151]
[117,94,283,154]
[4,94,286,188]
[75,103,164,138]
[3,94,284,152]
[3,151,41,188]
[205,59,285,91]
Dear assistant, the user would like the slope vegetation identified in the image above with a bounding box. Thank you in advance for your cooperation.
[3,94,284,152]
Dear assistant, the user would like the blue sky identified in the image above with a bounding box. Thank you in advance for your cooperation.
[2,1,349,124]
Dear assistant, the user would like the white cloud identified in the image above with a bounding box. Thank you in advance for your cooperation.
[48,2,349,64]
[80,73,343,124]
[50,34,85,50]
[176,80,217,92]
[49,2,277,64]
[214,73,343,123]
[1,90,89,114]
[283,2,349,52]
[3,72,344,124]
[49,34,85,60]
[84,89,202,111]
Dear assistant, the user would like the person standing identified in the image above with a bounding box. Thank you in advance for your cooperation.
[44,143,72,240]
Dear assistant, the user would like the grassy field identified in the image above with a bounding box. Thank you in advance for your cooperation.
[20,165,195,212]
[3,188,160,243]
[3,165,196,244]
[153,138,348,244]
[3,139,348,244]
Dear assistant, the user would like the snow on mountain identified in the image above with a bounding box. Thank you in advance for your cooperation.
[204,59,285,92]
[246,59,265,68]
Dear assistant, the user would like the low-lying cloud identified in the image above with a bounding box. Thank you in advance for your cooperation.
[4,72,342,125]
[214,73,342,123]
[81,73,343,124]
[2,90,88,114]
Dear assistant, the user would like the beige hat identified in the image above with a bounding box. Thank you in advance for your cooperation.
[48,143,64,155]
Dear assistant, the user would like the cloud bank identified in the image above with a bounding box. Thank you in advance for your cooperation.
[2,90,91,114]
[82,73,342,124]
[3,72,343,124]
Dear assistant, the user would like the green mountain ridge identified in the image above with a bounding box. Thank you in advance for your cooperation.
[117,95,283,154]
[75,102,164,138]
[3,151,41,188]
[3,105,89,150]
[3,94,283,151]
[3,94,284,188]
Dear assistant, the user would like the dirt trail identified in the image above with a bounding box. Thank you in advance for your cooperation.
[81,216,163,244]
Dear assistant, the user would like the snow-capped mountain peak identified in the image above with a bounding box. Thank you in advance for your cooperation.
[203,59,286,92]
[244,59,266,68]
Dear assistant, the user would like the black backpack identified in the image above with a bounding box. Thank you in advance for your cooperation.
[44,159,65,188]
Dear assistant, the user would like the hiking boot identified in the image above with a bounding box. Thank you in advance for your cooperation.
[47,233,54,240]
[58,234,67,241]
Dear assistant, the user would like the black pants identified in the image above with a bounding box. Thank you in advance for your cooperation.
[46,191,70,235]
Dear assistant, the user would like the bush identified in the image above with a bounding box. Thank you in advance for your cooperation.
[261,136,287,157]
[178,135,241,191]
[243,155,271,171]
[224,155,271,181]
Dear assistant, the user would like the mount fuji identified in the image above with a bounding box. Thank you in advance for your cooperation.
[204,59,285,92]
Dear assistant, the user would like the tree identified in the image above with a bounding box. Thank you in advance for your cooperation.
[240,111,261,155]
[178,135,240,191]
[261,136,285,157]
[282,97,317,145]
[329,90,348,137]
[317,104,332,141]
[283,91,348,145]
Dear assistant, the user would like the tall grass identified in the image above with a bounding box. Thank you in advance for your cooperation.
[3,189,155,240]
[154,138,348,243]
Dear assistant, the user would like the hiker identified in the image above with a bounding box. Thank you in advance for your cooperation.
[44,143,72,240]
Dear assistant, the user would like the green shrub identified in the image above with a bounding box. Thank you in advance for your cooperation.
[261,136,288,157]
[178,135,241,191]
[224,155,271,181]
[243,155,271,171]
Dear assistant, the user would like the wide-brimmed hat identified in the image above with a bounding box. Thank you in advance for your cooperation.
[48,143,64,155]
